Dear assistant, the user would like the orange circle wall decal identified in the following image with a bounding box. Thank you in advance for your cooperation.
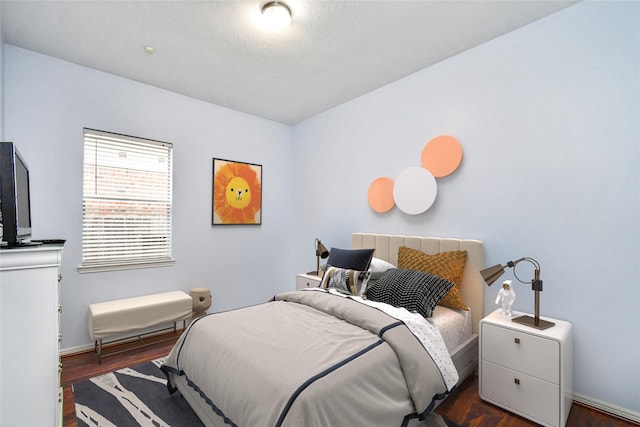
[421,135,462,178]
[368,177,395,213]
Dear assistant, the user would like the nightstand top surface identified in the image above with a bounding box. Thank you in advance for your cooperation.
[482,309,572,340]
[298,272,323,279]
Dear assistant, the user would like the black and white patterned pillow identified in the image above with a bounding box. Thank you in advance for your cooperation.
[365,268,454,318]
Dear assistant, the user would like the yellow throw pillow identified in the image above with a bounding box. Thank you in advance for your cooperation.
[397,246,468,311]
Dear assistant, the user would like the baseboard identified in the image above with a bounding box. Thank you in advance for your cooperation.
[573,392,640,424]
[60,327,183,357]
[61,343,94,357]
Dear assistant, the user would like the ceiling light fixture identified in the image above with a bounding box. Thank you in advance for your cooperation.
[261,1,292,32]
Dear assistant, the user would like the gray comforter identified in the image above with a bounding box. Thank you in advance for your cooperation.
[162,290,452,427]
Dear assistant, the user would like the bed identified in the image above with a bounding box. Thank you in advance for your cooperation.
[162,233,484,427]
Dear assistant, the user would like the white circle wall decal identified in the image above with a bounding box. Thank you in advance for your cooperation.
[393,166,437,215]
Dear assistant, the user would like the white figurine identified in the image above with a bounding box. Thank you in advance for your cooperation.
[495,280,516,318]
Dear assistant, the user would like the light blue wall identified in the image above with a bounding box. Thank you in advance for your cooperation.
[3,0,639,417]
[292,1,639,414]
[4,45,294,352]
[1,4,4,138]
[0,2,4,414]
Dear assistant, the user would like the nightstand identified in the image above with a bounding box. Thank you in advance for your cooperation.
[479,309,573,427]
[296,273,322,290]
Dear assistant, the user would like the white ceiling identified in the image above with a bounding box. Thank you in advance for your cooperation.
[2,0,577,125]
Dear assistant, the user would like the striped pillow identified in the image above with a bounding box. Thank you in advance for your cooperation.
[365,268,454,318]
[320,266,372,296]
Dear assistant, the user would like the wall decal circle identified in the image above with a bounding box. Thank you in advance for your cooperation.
[421,135,462,177]
[393,167,437,215]
[368,177,395,213]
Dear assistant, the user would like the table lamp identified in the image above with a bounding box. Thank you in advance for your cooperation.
[308,238,329,277]
[480,257,555,330]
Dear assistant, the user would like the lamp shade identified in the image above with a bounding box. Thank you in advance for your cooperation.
[316,240,329,258]
[480,264,506,286]
[308,238,330,277]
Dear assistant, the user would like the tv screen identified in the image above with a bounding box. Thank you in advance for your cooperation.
[0,141,33,246]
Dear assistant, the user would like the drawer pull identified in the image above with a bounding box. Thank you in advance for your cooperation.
[514,378,520,385]
[514,337,520,344]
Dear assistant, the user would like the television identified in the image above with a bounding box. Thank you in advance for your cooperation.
[0,141,33,246]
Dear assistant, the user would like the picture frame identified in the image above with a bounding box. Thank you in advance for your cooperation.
[212,158,262,225]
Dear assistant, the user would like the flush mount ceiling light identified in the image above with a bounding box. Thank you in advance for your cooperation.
[261,1,292,32]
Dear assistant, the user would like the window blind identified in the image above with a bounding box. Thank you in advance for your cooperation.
[81,129,173,271]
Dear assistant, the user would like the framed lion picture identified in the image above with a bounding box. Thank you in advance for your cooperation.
[212,158,262,225]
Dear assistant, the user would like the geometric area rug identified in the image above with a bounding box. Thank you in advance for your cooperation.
[74,358,461,427]
[73,358,204,426]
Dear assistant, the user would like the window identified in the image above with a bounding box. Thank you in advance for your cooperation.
[80,129,174,272]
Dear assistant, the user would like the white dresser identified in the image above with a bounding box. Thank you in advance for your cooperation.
[480,309,573,427]
[0,243,64,427]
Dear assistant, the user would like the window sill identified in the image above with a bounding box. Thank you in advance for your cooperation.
[77,259,176,273]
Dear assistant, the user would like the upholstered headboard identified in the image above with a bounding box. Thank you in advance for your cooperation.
[352,233,485,334]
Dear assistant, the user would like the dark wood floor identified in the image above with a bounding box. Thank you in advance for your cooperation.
[62,331,185,427]
[434,371,638,427]
[62,332,638,427]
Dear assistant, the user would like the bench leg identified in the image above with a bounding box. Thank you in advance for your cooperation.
[173,320,187,331]
[95,339,103,364]
[91,320,187,364]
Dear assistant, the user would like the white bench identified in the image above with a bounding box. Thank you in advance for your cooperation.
[88,291,192,363]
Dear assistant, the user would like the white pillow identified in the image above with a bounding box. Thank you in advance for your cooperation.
[369,257,395,273]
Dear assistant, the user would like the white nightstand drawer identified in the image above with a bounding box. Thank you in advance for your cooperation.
[481,360,560,427]
[482,322,559,383]
[296,274,321,290]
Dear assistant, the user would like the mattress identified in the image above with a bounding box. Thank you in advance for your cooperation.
[430,306,473,353]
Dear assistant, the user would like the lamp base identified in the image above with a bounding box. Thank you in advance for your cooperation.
[512,315,555,330]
